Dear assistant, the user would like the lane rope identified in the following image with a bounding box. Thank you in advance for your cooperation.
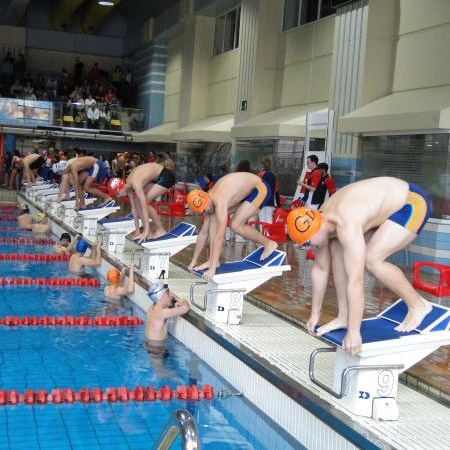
[0,238,56,244]
[0,385,215,405]
[1,315,144,326]
[0,254,69,261]
[0,277,101,286]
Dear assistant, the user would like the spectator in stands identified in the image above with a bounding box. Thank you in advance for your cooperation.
[15,53,26,82]
[112,65,122,92]
[73,57,84,88]
[87,103,100,129]
[88,63,101,87]
[46,74,58,96]
[10,79,23,98]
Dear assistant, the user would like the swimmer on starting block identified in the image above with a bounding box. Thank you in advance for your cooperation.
[186,172,278,281]
[104,265,135,301]
[145,283,190,356]
[287,177,433,356]
[116,163,176,243]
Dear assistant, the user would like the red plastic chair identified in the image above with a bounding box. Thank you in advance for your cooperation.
[248,221,287,243]
[412,261,450,303]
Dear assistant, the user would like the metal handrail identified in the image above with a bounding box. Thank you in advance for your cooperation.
[152,409,200,450]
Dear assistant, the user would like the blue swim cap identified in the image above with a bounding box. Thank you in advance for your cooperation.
[76,239,88,253]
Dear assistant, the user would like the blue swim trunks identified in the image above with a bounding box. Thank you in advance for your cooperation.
[245,179,272,210]
[387,183,432,234]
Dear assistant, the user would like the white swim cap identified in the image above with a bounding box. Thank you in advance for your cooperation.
[52,161,70,174]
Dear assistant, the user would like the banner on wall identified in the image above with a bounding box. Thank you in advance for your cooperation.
[0,99,52,125]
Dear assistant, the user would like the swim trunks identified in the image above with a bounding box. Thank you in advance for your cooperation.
[29,156,45,170]
[245,180,272,210]
[87,161,106,178]
[387,183,432,234]
[155,167,176,189]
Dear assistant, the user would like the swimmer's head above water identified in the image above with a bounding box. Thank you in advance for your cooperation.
[148,283,169,302]
[107,268,121,285]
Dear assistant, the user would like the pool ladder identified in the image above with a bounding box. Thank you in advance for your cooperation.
[152,409,200,450]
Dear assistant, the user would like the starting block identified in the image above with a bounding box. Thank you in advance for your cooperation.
[56,195,96,225]
[74,201,120,237]
[309,299,450,420]
[26,183,58,201]
[98,213,136,253]
[135,222,197,279]
[191,247,291,325]
[35,186,68,207]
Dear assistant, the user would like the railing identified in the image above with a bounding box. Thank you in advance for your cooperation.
[0,97,144,134]
[152,409,201,450]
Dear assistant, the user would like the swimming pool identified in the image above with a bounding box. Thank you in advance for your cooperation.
[0,221,304,449]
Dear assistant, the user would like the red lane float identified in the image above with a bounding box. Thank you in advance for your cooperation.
[0,238,56,244]
[0,227,26,231]
[0,277,101,286]
[0,254,70,261]
[0,217,19,222]
[0,385,214,405]
[1,315,144,326]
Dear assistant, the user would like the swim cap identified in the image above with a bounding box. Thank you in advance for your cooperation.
[107,268,121,285]
[35,213,46,222]
[287,207,322,245]
[20,204,30,213]
[52,160,70,174]
[148,283,169,302]
[76,239,88,253]
[187,189,210,214]
[60,233,71,242]
[107,177,125,197]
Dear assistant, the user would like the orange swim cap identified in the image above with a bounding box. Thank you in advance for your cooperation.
[187,189,210,214]
[107,268,121,285]
[287,207,322,245]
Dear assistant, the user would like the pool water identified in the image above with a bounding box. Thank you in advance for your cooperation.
[0,223,304,449]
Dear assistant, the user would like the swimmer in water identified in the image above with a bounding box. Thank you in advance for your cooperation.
[69,238,102,276]
[104,265,135,300]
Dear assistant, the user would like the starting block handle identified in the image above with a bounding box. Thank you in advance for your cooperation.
[309,348,404,399]
[189,281,246,311]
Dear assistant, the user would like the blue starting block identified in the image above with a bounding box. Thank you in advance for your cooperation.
[309,299,450,420]
[134,222,197,279]
[191,247,291,325]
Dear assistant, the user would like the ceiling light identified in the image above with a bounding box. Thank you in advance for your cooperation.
[98,1,114,6]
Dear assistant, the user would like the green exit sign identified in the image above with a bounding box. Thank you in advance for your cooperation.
[240,100,248,111]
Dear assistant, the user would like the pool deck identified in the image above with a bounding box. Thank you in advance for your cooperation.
[13,194,450,450]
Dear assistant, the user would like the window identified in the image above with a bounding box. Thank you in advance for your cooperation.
[361,134,450,219]
[283,0,334,31]
[213,7,241,56]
